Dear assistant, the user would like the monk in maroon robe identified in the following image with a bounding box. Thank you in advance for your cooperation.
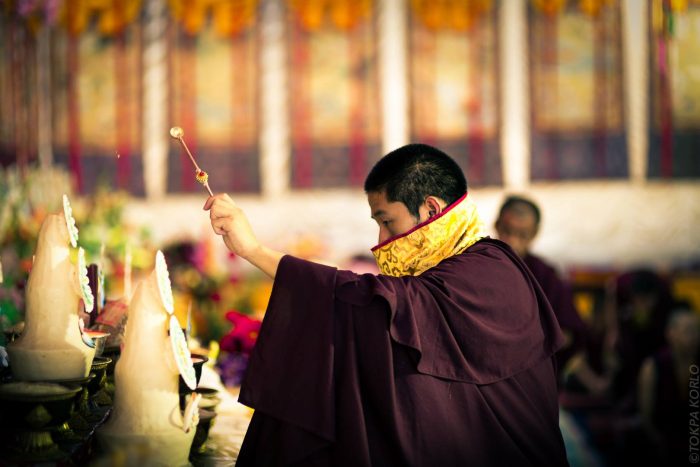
[495,196,589,379]
[205,144,569,466]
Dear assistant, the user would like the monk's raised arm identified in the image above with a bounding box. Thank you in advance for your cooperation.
[203,193,284,279]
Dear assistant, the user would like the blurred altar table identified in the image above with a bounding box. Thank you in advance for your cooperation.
[191,365,253,466]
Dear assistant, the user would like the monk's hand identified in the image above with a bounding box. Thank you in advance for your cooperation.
[203,194,260,259]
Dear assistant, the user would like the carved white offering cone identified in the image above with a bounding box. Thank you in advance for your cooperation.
[97,251,199,466]
[8,195,96,381]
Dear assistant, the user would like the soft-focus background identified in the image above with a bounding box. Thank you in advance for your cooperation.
[1,1,700,465]
[1,0,698,271]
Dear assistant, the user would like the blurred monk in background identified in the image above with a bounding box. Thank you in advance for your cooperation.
[495,196,600,394]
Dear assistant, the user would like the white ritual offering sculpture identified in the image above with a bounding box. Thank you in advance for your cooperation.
[8,194,96,381]
[97,251,200,466]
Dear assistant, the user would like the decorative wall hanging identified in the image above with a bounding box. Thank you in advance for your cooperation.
[529,0,628,180]
[286,0,382,188]
[1,1,145,195]
[408,0,502,186]
[648,0,700,178]
[167,0,261,193]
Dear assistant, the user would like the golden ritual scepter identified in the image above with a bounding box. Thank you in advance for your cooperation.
[169,126,214,197]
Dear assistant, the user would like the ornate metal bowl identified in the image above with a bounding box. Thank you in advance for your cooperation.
[0,381,82,458]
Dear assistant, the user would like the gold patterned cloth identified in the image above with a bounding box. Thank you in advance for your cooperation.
[371,193,486,277]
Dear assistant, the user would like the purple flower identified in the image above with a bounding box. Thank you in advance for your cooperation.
[216,352,249,387]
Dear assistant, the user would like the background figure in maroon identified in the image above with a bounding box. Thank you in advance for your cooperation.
[638,304,700,466]
[611,269,673,411]
[495,196,588,378]
[205,144,569,466]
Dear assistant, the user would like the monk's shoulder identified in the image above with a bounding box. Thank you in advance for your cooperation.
[439,238,517,271]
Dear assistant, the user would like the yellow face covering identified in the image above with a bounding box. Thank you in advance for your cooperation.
[371,193,486,277]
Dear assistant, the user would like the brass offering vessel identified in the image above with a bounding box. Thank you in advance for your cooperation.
[0,381,82,461]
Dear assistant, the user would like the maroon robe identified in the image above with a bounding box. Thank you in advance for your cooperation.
[524,253,588,372]
[237,239,569,466]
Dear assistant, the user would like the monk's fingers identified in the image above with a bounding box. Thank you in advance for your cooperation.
[211,218,231,236]
[203,196,215,211]
[203,194,227,210]
[208,200,238,221]
[203,193,235,211]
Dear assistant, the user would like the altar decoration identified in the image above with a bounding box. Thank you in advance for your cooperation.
[0,166,153,339]
[6,194,96,381]
[0,166,73,279]
[97,251,200,466]
[0,381,84,460]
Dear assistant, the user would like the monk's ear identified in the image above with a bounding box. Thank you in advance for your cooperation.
[424,196,445,218]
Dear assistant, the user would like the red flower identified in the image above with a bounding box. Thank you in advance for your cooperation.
[219,310,262,355]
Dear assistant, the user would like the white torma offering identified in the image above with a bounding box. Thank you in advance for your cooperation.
[7,194,95,381]
[97,251,200,467]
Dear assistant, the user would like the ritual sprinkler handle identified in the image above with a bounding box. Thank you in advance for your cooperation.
[169,126,214,197]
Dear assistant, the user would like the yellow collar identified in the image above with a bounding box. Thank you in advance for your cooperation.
[371,194,486,277]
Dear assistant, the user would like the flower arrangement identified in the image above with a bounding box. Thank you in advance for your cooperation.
[217,310,262,386]
[162,239,272,344]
